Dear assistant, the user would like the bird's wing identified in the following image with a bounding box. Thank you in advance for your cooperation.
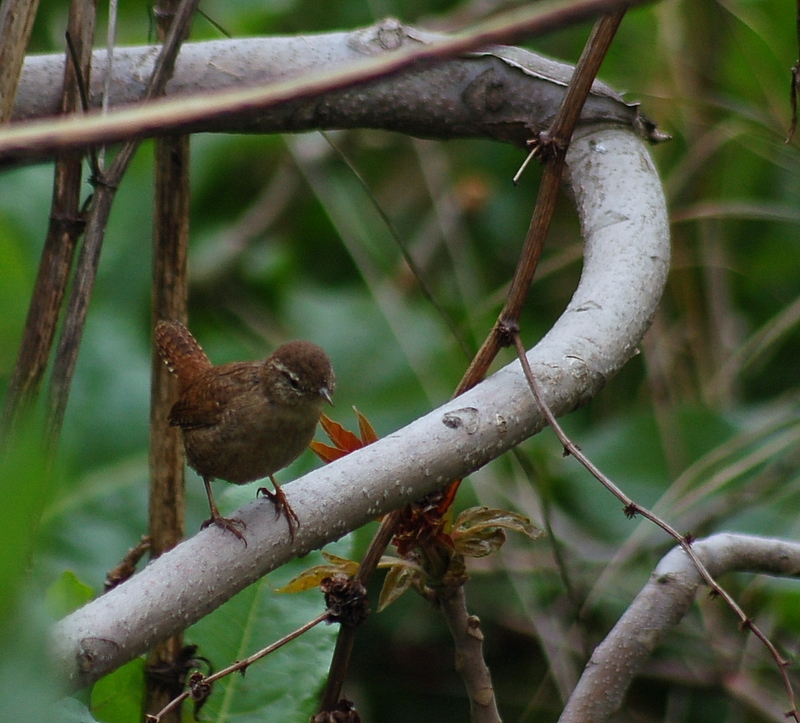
[168,363,261,429]
[155,321,213,393]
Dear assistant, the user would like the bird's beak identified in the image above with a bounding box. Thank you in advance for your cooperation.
[320,387,334,406]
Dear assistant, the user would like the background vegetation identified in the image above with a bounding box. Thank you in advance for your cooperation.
[1,0,799,721]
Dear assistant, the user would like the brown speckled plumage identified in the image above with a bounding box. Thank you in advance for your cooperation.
[155,321,335,541]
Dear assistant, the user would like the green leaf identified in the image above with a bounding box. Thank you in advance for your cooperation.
[186,535,354,722]
[451,507,542,558]
[377,561,418,612]
[45,570,95,619]
[90,658,146,723]
[454,527,508,558]
[0,412,50,631]
[275,551,360,594]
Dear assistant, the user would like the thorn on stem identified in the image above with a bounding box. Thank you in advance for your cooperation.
[512,144,540,185]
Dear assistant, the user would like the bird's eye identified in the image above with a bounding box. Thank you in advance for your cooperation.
[285,372,301,390]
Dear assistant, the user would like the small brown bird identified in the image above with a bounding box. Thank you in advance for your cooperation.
[155,320,335,541]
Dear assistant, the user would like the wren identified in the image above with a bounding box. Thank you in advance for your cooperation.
[155,320,335,541]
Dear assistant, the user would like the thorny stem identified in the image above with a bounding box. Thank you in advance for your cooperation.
[147,610,331,722]
[63,30,100,179]
[458,9,626,396]
[318,10,630,718]
[510,332,800,722]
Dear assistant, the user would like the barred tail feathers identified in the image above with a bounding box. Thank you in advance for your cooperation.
[155,320,212,390]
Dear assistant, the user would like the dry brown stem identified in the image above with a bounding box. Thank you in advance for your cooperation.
[0,0,39,122]
[144,0,192,717]
[44,0,201,445]
[0,0,97,438]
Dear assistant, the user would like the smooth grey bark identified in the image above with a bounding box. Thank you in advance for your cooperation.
[558,534,800,723]
[50,124,670,691]
[8,19,663,160]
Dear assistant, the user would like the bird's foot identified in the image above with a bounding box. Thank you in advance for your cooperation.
[201,514,248,545]
[257,485,300,540]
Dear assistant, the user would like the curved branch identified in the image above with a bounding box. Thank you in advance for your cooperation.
[558,534,800,723]
[50,123,669,691]
[13,28,640,141]
[3,13,663,163]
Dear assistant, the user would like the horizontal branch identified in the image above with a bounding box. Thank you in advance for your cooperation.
[50,124,669,691]
[559,533,800,723]
[4,7,663,163]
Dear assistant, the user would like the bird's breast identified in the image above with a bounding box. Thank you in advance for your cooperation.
[182,397,322,484]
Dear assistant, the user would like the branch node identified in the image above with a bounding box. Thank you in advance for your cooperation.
[321,575,370,628]
[527,130,566,163]
[88,172,118,191]
[311,697,361,723]
[188,671,213,717]
[496,318,520,347]
[623,503,638,519]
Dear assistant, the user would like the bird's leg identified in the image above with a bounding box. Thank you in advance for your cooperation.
[200,477,247,543]
[257,475,300,539]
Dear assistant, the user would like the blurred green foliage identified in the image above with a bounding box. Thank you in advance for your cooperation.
[1,1,800,721]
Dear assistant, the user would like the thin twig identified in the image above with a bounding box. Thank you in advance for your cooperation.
[99,0,117,169]
[64,30,100,179]
[510,331,800,722]
[104,535,151,591]
[147,610,331,722]
[0,0,39,123]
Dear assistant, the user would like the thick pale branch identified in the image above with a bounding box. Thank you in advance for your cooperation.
[50,124,668,690]
[3,12,662,163]
[558,534,800,723]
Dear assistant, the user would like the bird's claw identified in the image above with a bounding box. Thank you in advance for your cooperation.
[201,515,248,545]
[257,486,300,540]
